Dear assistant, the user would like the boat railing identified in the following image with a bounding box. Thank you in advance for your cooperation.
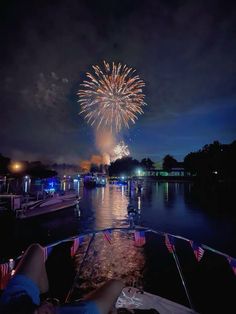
[0,225,235,311]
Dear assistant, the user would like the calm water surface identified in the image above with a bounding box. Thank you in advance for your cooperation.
[1,180,235,312]
[7,180,234,254]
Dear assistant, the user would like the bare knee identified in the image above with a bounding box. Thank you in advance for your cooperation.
[28,243,43,250]
[24,243,44,261]
[106,279,125,289]
[27,243,44,251]
[84,279,125,314]
[15,243,49,294]
[99,279,125,297]
[107,279,123,284]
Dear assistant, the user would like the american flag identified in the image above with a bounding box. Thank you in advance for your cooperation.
[71,236,83,257]
[227,257,236,276]
[103,229,112,244]
[0,262,9,278]
[134,230,146,247]
[43,246,53,262]
[190,241,204,262]
[0,262,9,289]
[165,234,175,254]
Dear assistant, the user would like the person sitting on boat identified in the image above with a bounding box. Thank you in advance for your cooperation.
[0,243,124,314]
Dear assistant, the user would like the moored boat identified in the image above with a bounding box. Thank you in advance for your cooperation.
[0,193,79,219]
[19,193,79,219]
[83,174,98,188]
[117,177,128,185]
[96,174,107,187]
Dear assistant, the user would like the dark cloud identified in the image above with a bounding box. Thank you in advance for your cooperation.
[0,0,236,162]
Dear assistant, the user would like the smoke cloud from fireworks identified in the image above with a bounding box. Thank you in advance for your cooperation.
[80,154,107,172]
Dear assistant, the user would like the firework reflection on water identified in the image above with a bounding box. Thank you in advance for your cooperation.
[73,231,145,298]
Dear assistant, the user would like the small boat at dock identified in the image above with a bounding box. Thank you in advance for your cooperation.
[20,193,79,219]
[0,193,79,219]
[83,173,107,187]
[83,174,98,188]
[96,174,107,187]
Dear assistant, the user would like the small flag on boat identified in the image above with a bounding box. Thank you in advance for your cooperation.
[134,230,146,247]
[165,234,175,254]
[0,262,9,278]
[189,241,205,262]
[103,229,112,244]
[43,246,53,262]
[227,257,236,276]
[71,236,83,257]
[0,262,10,289]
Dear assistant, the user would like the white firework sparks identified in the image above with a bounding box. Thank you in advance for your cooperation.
[78,61,146,132]
[111,141,130,161]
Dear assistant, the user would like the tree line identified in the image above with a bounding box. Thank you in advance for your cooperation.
[108,140,236,179]
[1,140,235,179]
[0,156,57,178]
[184,140,236,180]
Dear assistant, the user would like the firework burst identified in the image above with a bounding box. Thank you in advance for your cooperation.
[78,61,146,132]
[111,141,130,162]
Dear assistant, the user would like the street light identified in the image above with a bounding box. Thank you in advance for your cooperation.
[8,162,25,193]
[10,162,23,173]
[136,168,141,176]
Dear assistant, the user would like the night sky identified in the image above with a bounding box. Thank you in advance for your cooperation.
[1,0,236,164]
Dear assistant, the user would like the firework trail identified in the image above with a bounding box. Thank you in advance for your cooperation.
[78,61,146,132]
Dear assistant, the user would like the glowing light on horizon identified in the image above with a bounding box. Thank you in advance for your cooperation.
[9,162,24,173]
[78,61,146,132]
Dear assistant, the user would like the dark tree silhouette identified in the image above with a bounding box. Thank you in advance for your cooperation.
[184,140,236,179]
[163,155,178,171]
[140,158,155,170]
[27,164,57,178]
[90,163,100,173]
[108,157,140,176]
[0,153,10,175]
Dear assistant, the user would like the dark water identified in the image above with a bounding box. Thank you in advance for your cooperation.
[1,180,236,313]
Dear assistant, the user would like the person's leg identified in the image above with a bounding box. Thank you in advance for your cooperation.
[83,279,125,314]
[15,243,49,294]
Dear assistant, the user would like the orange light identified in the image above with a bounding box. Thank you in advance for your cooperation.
[10,162,24,173]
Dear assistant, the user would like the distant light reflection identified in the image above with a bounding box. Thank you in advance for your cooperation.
[93,185,128,229]
[164,182,169,202]
[138,196,141,210]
